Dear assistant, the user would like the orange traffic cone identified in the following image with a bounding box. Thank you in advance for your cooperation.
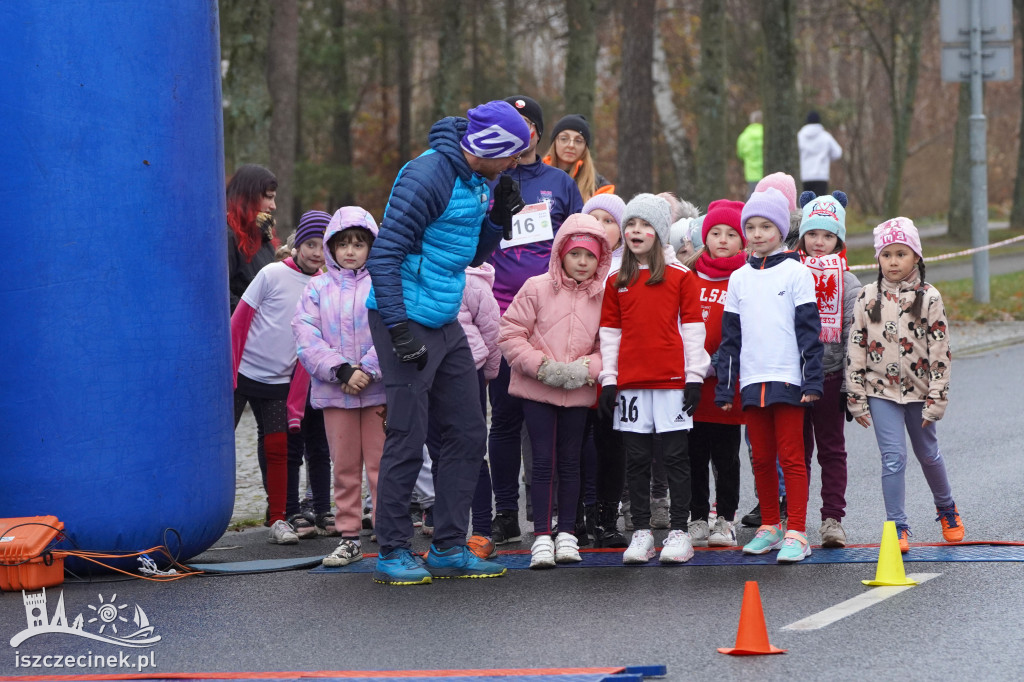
[717,581,786,655]
[862,521,918,587]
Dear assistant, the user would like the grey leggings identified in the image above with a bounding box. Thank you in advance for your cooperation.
[868,398,954,528]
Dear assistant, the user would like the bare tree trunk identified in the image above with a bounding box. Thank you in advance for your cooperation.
[695,0,726,205]
[882,0,929,217]
[759,0,799,177]
[564,0,598,123]
[397,0,412,164]
[220,0,272,173]
[1010,0,1024,230]
[268,0,299,236]
[328,0,354,207]
[434,0,465,119]
[504,0,517,90]
[617,0,655,200]
[948,82,972,241]
[652,27,694,201]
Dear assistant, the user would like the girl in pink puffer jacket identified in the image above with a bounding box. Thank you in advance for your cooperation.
[498,213,611,569]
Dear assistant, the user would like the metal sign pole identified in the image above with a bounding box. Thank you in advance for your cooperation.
[969,0,990,303]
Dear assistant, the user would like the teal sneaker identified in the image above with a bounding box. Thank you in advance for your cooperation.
[776,530,812,564]
[742,524,784,555]
[425,544,507,579]
[372,547,432,586]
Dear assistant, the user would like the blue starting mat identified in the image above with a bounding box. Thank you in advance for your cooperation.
[310,542,1024,574]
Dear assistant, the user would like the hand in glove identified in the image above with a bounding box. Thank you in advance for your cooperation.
[561,358,592,391]
[490,175,526,240]
[840,391,854,423]
[536,358,570,388]
[388,322,428,371]
[335,363,356,384]
[598,384,618,420]
[682,382,702,417]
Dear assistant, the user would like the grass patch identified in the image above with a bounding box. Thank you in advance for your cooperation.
[938,270,1024,322]
[845,228,1024,270]
[228,518,264,532]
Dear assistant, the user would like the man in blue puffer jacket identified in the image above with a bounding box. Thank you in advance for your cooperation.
[366,100,529,585]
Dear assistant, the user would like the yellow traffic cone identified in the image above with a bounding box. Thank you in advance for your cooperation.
[862,521,918,587]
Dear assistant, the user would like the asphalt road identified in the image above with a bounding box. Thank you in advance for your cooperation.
[2,343,1022,681]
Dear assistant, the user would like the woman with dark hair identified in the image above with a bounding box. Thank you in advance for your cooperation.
[542,114,613,202]
[227,164,279,312]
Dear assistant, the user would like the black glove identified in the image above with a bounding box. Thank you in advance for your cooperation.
[598,384,618,421]
[490,175,526,240]
[840,391,854,422]
[334,363,356,384]
[388,322,428,371]
[683,382,702,417]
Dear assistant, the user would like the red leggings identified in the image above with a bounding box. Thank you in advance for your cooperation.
[745,403,808,533]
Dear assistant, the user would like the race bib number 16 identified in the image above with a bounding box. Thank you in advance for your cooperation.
[500,202,554,249]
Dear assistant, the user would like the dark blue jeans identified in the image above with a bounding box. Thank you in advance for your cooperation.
[523,400,588,536]
[369,311,486,554]
[427,369,493,536]
[488,358,524,513]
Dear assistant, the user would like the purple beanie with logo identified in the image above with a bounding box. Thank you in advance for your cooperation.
[461,101,531,159]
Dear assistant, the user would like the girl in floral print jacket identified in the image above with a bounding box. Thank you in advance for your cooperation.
[846,217,963,551]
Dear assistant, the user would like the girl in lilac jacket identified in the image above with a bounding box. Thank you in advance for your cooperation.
[293,206,385,568]
[498,213,611,569]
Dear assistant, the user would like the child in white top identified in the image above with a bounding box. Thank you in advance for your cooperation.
[232,210,328,545]
[715,188,823,564]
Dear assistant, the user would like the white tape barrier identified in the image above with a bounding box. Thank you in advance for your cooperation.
[848,233,1024,271]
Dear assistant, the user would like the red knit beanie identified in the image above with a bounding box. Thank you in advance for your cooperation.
[702,199,746,247]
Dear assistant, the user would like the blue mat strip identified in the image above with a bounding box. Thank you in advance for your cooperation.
[310,544,1024,574]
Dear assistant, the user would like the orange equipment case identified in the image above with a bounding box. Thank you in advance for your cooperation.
[0,516,65,591]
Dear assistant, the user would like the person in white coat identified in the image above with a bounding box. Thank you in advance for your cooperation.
[797,111,842,196]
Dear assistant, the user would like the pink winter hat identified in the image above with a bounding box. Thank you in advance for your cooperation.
[873,217,923,259]
[560,233,601,259]
[755,172,798,212]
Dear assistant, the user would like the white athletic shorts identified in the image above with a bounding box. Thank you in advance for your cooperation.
[612,388,692,434]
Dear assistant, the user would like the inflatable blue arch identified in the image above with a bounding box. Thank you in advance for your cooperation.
[0,2,235,566]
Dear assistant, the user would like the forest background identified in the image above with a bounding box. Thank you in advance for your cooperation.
[219,0,1024,243]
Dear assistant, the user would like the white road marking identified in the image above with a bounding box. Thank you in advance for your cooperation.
[782,573,941,631]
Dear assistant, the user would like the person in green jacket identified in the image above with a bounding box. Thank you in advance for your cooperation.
[736,110,763,197]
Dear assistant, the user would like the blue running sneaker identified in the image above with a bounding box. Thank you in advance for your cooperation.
[373,547,432,586]
[776,530,812,563]
[425,544,507,579]
[742,524,784,555]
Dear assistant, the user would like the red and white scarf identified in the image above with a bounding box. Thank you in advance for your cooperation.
[802,253,845,343]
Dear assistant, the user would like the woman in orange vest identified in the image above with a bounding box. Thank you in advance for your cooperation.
[543,114,614,202]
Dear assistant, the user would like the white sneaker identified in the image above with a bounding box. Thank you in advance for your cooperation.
[659,529,695,563]
[322,539,362,567]
[623,529,656,564]
[650,497,670,529]
[267,519,298,545]
[708,516,737,547]
[554,532,582,563]
[688,519,710,547]
[530,535,556,569]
